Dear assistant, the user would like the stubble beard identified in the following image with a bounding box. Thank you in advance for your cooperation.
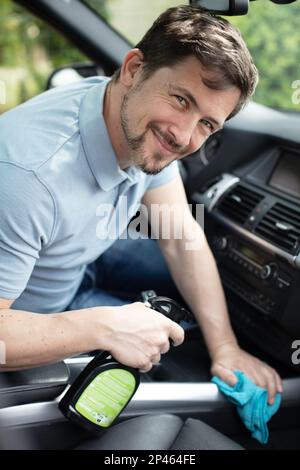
[120,92,175,176]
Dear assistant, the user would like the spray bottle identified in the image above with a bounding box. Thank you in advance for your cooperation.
[59,290,193,434]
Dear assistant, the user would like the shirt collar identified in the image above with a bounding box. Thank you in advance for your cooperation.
[79,77,142,191]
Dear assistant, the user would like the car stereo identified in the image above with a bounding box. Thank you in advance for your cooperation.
[212,232,292,319]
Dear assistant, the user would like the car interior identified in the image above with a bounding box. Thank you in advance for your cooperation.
[0,0,300,451]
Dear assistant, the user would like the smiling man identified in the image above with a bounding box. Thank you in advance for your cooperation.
[0,5,282,403]
[106,54,238,174]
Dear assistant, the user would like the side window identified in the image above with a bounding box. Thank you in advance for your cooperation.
[84,0,188,44]
[231,1,300,112]
[0,0,89,114]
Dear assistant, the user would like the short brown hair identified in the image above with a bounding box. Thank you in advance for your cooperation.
[113,5,258,119]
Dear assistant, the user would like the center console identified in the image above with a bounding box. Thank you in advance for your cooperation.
[1,356,299,450]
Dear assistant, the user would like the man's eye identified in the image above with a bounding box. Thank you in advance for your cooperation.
[200,119,213,132]
[175,95,187,107]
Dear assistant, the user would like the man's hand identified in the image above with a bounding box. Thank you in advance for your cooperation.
[211,342,283,405]
[95,302,185,373]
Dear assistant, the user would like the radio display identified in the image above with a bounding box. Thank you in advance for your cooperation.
[269,150,300,198]
[238,245,265,265]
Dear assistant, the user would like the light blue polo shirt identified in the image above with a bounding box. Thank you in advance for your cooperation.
[0,77,179,313]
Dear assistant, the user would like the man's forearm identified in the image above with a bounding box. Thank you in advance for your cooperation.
[0,307,109,371]
[159,222,238,358]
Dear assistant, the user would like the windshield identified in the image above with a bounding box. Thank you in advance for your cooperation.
[84,0,300,113]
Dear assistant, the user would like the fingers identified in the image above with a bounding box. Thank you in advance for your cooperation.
[265,374,277,405]
[212,361,283,406]
[211,363,238,387]
[168,321,185,347]
[134,302,184,347]
[151,352,161,365]
[108,303,185,373]
[139,363,153,373]
[139,325,179,372]
[275,370,283,394]
[261,367,283,405]
[246,368,264,390]
[160,341,171,354]
[247,362,282,405]
[211,344,284,406]
[138,349,162,373]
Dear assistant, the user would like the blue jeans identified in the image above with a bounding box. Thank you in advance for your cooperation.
[67,236,186,311]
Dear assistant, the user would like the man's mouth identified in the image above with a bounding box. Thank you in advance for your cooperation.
[151,128,178,156]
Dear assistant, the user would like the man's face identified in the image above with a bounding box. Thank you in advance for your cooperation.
[119,55,241,175]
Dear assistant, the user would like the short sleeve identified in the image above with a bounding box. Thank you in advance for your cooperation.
[0,163,55,300]
[146,160,180,191]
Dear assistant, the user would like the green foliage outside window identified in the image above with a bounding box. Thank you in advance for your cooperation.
[0,0,300,114]
[231,0,300,112]
[0,0,90,111]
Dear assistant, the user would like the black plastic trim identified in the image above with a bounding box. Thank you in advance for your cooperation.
[0,362,70,409]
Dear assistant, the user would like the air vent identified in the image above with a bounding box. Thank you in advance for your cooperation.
[255,203,300,254]
[216,184,264,225]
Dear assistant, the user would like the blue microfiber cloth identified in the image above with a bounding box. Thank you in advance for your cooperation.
[212,370,281,444]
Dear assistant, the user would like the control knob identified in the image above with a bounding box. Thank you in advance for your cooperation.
[260,263,277,281]
[213,236,228,252]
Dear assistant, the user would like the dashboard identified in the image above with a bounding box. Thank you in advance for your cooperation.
[190,103,300,371]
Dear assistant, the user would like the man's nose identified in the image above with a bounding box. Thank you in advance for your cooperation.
[169,117,203,151]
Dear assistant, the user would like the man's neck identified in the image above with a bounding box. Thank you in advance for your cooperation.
[103,80,132,170]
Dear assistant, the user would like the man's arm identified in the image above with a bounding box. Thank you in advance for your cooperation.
[142,175,283,403]
[0,297,114,370]
[0,298,183,372]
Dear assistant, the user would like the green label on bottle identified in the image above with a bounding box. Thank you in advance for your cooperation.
[75,368,136,428]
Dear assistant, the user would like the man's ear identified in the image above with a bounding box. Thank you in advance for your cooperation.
[119,49,144,88]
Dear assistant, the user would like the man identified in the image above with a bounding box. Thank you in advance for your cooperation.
[0,6,282,404]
